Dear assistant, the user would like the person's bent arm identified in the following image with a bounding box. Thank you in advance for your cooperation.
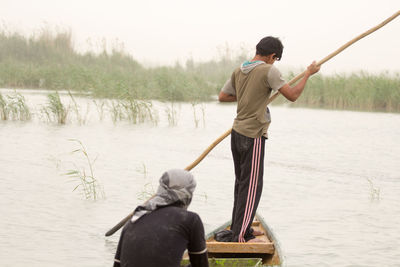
[188,249,209,267]
[279,61,320,102]
[218,78,237,102]
[188,214,209,267]
[218,91,237,102]
[113,229,124,267]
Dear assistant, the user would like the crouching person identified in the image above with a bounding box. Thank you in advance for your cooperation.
[114,169,209,267]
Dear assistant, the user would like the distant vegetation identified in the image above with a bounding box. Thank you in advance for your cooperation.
[1,28,400,112]
[282,71,400,113]
[0,29,245,102]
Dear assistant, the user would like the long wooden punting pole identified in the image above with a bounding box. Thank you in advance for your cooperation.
[105,10,400,237]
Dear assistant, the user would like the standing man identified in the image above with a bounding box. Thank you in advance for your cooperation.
[219,36,320,242]
[114,169,208,267]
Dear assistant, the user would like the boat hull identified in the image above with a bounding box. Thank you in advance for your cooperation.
[205,213,284,267]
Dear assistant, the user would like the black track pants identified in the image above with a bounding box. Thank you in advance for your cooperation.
[230,129,265,242]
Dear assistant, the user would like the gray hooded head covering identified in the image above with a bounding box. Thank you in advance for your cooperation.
[131,169,196,223]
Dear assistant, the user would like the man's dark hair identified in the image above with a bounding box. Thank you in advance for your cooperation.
[256,36,284,61]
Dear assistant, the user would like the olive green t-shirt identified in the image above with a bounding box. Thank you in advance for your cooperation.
[226,63,285,138]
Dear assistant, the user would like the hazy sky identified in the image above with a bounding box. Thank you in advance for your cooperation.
[1,0,399,74]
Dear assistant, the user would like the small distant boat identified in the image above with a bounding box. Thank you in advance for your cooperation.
[204,213,284,267]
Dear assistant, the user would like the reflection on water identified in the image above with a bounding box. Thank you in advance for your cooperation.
[1,89,400,266]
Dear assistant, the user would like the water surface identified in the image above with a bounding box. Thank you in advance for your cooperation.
[1,89,399,266]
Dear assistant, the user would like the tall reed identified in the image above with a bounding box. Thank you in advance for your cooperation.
[65,139,105,200]
[109,100,124,123]
[137,182,155,201]
[68,91,89,125]
[366,177,380,200]
[165,102,179,126]
[0,91,31,121]
[41,92,69,124]
[191,102,200,128]
[0,93,7,120]
[121,97,157,124]
[191,101,206,128]
[109,97,157,124]
[136,163,156,201]
[93,99,107,121]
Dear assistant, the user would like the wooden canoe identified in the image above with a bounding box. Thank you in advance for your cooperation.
[205,213,284,267]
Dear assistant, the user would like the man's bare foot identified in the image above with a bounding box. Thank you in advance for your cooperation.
[252,229,264,236]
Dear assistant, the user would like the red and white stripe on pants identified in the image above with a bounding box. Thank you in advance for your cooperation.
[238,136,262,243]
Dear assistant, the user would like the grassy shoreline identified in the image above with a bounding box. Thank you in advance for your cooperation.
[1,29,399,112]
[277,71,400,113]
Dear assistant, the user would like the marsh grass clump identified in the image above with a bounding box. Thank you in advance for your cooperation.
[109,100,124,123]
[136,163,155,201]
[0,91,31,121]
[109,96,157,124]
[191,102,200,128]
[366,177,380,201]
[191,101,206,128]
[121,97,157,124]
[68,91,89,125]
[41,91,69,124]
[165,102,179,126]
[195,192,208,203]
[137,182,155,201]
[135,162,148,178]
[93,99,107,121]
[65,139,105,200]
[0,93,6,120]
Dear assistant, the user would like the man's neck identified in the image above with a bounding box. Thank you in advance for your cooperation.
[252,54,275,64]
[252,55,265,62]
